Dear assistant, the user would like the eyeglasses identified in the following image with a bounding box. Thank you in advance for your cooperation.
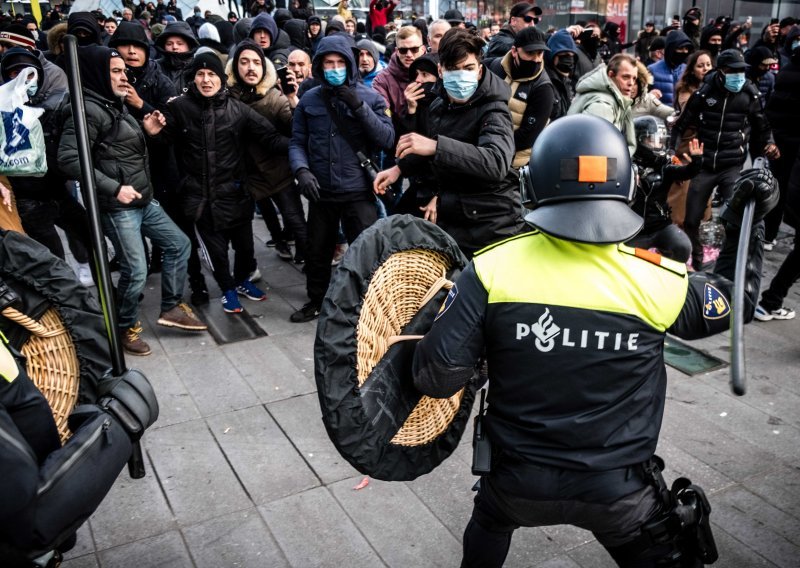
[522,15,539,23]
[397,45,423,55]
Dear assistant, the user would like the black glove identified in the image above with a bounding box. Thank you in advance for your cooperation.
[720,168,779,227]
[334,85,362,111]
[0,277,20,312]
[295,168,321,202]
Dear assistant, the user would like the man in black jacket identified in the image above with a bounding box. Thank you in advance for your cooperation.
[670,48,779,269]
[146,53,290,315]
[484,2,540,59]
[58,46,206,356]
[375,28,525,259]
[154,21,198,93]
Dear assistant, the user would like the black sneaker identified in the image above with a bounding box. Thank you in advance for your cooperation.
[191,287,210,306]
[275,241,293,260]
[290,302,321,323]
[265,239,277,248]
[293,254,305,265]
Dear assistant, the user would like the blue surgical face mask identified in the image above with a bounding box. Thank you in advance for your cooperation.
[27,83,38,98]
[324,67,347,86]
[723,71,746,93]
[442,69,479,101]
[792,39,800,51]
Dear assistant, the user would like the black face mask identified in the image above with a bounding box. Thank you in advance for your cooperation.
[579,31,599,53]
[669,50,689,66]
[706,44,721,55]
[419,80,438,103]
[684,21,699,34]
[555,54,575,74]
[511,58,541,79]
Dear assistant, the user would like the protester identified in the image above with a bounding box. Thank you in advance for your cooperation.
[645,35,665,66]
[289,35,394,322]
[635,21,658,61]
[485,2,540,59]
[427,19,450,54]
[647,29,693,107]
[373,26,425,132]
[631,61,673,120]
[573,23,602,80]
[745,45,778,105]
[155,21,198,92]
[355,38,384,87]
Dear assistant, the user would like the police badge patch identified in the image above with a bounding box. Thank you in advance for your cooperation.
[435,284,458,321]
[703,283,730,319]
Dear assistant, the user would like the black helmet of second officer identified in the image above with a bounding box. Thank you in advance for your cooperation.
[520,114,642,244]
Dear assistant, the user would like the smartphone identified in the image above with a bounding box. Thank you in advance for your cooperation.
[276,66,296,95]
[770,18,779,25]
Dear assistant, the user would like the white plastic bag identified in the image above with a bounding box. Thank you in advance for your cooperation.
[0,67,46,177]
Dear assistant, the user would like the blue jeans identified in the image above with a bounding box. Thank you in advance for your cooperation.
[101,201,190,330]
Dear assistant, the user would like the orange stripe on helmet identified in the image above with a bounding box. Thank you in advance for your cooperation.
[577,156,608,183]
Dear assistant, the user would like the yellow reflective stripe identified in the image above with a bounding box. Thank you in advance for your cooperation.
[0,341,19,383]
[474,232,688,332]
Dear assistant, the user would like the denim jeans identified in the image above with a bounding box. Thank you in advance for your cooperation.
[101,201,190,329]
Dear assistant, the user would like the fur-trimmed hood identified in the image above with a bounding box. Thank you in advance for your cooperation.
[225,39,277,96]
[46,22,68,55]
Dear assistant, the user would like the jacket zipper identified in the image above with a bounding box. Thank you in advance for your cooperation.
[0,422,38,464]
[713,95,729,171]
[37,418,111,497]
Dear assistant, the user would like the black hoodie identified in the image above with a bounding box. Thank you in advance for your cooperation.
[78,45,121,103]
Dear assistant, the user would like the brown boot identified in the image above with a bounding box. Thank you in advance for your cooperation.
[157,302,208,331]
[123,323,151,356]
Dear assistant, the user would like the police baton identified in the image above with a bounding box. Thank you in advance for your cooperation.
[63,35,146,478]
[729,156,770,396]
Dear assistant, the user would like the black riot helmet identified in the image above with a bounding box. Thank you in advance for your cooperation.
[519,114,641,244]
[633,115,668,168]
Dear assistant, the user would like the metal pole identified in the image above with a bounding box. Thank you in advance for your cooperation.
[63,35,146,478]
[730,200,755,396]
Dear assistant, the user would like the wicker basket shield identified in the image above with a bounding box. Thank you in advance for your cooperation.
[315,215,477,481]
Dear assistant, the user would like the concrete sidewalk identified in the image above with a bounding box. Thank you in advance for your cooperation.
[61,221,800,568]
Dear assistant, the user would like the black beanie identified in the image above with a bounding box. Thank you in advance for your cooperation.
[68,12,102,46]
[188,51,225,80]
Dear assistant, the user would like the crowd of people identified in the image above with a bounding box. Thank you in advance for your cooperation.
[0,2,798,357]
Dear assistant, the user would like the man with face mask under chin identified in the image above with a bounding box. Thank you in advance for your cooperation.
[647,29,693,107]
[374,28,526,259]
[670,48,780,271]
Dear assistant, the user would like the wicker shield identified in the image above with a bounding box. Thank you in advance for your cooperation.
[315,215,477,481]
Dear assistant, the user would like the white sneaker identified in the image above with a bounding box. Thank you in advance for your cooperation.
[754,304,796,322]
[77,263,93,287]
[248,268,262,282]
[763,239,777,251]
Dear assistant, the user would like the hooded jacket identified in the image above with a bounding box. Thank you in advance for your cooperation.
[155,22,199,92]
[488,52,554,167]
[249,13,291,59]
[647,30,692,106]
[372,50,413,135]
[283,19,311,52]
[766,43,800,146]
[671,70,774,172]
[157,78,289,230]
[355,39,384,87]
[58,46,152,212]
[545,30,577,121]
[289,35,394,199]
[568,63,636,156]
[226,40,293,199]
[397,67,525,256]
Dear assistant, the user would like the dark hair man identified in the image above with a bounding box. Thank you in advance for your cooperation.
[154,21,199,93]
[544,29,578,120]
[670,48,779,270]
[288,35,394,323]
[58,46,206,356]
[374,28,525,258]
[412,113,777,568]
[485,2,541,59]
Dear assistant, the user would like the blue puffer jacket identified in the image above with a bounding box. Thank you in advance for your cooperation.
[648,30,692,106]
[289,35,394,200]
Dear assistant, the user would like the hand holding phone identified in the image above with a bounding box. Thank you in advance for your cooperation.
[276,66,297,96]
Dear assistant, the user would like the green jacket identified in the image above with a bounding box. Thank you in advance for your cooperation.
[58,89,153,212]
[568,64,636,156]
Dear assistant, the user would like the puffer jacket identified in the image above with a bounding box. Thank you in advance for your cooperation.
[568,64,636,155]
[671,70,774,172]
[154,21,199,93]
[647,30,692,106]
[58,90,153,212]
[160,84,290,230]
[397,67,525,255]
[226,41,293,199]
[126,60,177,117]
[289,35,394,200]
[485,26,515,59]
[765,55,800,146]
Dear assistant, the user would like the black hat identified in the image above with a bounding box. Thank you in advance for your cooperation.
[510,3,541,19]
[779,17,796,28]
[514,26,549,52]
[188,51,224,80]
[443,9,464,24]
[717,48,746,70]
[108,21,150,50]
[649,36,665,51]
[645,21,655,27]
[307,15,321,26]
[0,47,44,90]
[409,54,438,80]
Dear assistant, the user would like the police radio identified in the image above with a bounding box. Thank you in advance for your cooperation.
[471,388,492,475]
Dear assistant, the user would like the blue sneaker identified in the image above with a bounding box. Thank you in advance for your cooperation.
[221,289,243,313]
[236,280,266,301]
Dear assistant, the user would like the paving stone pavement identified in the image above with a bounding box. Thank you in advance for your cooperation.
[60,221,800,568]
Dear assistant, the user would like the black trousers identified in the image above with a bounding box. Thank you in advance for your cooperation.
[256,185,308,258]
[461,458,676,568]
[16,195,92,265]
[764,139,799,242]
[684,166,740,266]
[306,198,377,304]
[160,189,206,292]
[195,208,255,293]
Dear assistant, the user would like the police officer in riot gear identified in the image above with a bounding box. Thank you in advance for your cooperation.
[412,114,778,567]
